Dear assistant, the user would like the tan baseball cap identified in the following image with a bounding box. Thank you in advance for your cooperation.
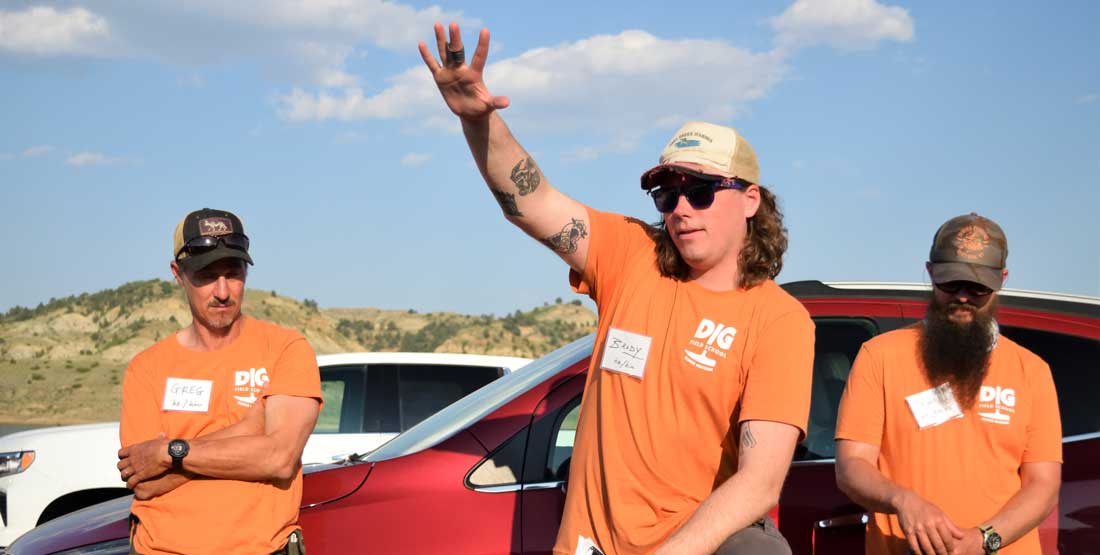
[640,121,760,188]
[928,213,1008,291]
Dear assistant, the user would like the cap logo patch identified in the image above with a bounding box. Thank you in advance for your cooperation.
[674,138,702,149]
[953,225,990,261]
[199,217,233,236]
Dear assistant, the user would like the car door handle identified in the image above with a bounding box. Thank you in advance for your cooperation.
[815,513,869,529]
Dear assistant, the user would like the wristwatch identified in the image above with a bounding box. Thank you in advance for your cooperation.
[979,524,1002,554]
[167,439,190,470]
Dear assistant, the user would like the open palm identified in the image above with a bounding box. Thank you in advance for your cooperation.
[419,23,510,120]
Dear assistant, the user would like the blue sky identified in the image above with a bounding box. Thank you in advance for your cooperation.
[2,0,1098,316]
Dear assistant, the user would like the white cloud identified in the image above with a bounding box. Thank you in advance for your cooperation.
[23,145,55,157]
[1076,94,1100,105]
[0,1,474,88]
[400,153,431,166]
[0,6,112,56]
[772,0,914,51]
[66,152,127,166]
[278,30,788,158]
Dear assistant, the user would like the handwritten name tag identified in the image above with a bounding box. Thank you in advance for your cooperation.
[905,382,964,430]
[163,377,213,413]
[599,327,651,380]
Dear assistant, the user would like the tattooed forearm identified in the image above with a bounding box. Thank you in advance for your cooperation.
[490,188,523,217]
[510,157,541,196]
[740,423,757,450]
[540,218,588,254]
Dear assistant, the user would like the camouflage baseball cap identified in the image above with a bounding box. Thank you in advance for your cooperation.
[172,208,253,272]
[928,213,1007,291]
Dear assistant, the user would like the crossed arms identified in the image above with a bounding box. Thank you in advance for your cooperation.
[118,393,320,500]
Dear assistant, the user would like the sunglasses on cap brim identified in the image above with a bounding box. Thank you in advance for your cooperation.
[175,233,250,261]
[645,169,752,213]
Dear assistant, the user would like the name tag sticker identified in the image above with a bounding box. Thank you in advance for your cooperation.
[905,382,964,430]
[600,327,651,380]
[163,378,213,413]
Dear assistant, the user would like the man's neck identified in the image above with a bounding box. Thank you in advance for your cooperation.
[177,316,246,352]
[688,260,742,292]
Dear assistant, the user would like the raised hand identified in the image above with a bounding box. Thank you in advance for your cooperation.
[418,22,510,122]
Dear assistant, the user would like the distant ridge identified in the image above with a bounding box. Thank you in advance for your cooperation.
[0,280,596,425]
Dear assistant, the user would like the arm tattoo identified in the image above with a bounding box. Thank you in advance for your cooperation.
[740,423,758,451]
[540,218,588,254]
[510,157,541,196]
[490,188,523,217]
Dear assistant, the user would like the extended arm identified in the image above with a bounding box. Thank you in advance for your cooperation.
[653,420,801,555]
[419,23,590,272]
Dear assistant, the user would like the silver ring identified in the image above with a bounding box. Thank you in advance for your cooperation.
[446,46,465,66]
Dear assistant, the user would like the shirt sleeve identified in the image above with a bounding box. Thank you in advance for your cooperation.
[569,206,655,306]
[264,332,323,408]
[739,307,816,439]
[1022,356,1062,464]
[835,343,886,446]
[119,352,163,448]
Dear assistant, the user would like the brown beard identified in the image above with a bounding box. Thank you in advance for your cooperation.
[918,294,998,409]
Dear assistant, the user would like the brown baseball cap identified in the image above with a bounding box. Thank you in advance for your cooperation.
[172,208,253,272]
[640,121,760,188]
[928,213,1008,291]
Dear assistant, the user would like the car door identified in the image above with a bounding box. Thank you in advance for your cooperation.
[778,314,899,555]
[997,320,1100,554]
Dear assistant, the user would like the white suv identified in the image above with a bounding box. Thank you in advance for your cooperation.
[0,352,530,549]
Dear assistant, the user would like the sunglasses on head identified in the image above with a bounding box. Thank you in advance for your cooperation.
[934,281,993,297]
[645,170,752,213]
[175,233,250,260]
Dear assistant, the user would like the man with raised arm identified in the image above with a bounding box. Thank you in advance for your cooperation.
[116,208,322,555]
[420,24,814,555]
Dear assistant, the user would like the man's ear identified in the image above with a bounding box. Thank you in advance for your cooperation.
[170,261,184,286]
[742,184,761,219]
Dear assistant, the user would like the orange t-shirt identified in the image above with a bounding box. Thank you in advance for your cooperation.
[120,317,322,555]
[835,325,1062,555]
[552,208,815,555]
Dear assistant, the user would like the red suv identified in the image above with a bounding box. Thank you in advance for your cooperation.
[10,282,1098,555]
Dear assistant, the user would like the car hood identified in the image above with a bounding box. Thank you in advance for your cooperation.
[8,463,373,554]
[7,494,131,554]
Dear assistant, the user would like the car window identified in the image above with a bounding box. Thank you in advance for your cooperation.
[1000,326,1100,437]
[396,364,505,431]
[548,402,580,481]
[316,366,366,434]
[798,317,879,461]
[467,427,528,488]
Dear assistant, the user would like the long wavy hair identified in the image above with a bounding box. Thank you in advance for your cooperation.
[645,185,788,288]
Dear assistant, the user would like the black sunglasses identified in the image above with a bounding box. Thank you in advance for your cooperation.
[646,170,751,213]
[175,233,250,260]
[934,281,993,297]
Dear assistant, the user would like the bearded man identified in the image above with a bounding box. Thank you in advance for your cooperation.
[833,213,1062,555]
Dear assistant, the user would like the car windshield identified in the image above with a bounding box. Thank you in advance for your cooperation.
[364,334,595,463]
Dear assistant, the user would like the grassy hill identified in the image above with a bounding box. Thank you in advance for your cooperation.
[0,280,596,425]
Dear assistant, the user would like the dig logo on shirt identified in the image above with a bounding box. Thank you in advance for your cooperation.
[977,385,1016,425]
[683,318,737,372]
[233,367,268,407]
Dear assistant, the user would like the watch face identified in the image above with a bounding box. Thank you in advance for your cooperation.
[169,440,188,458]
[987,533,1002,550]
